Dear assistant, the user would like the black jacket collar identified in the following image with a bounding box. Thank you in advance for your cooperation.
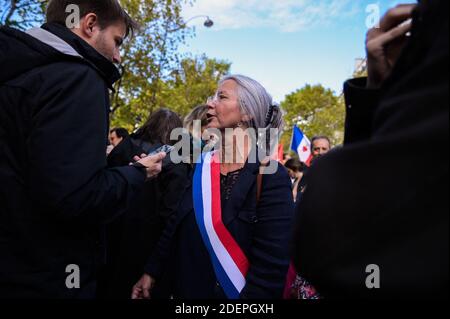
[42,22,121,88]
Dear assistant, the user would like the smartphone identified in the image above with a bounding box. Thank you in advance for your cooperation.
[148,144,175,157]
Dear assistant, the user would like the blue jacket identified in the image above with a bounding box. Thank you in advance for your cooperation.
[145,158,295,299]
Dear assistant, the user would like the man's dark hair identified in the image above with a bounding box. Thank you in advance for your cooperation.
[110,127,129,139]
[285,158,306,172]
[46,0,138,38]
[136,109,183,146]
[311,135,331,148]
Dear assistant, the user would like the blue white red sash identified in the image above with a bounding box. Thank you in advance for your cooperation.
[192,151,250,299]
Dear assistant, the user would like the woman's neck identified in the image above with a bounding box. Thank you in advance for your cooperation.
[219,127,251,175]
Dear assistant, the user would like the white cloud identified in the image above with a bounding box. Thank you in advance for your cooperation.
[182,0,359,32]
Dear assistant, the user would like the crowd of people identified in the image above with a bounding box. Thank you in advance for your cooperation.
[0,0,448,300]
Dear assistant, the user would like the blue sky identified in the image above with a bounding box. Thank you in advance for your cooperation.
[181,0,416,102]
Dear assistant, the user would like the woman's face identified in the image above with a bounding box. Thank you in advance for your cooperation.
[287,169,303,180]
[287,169,296,179]
[207,80,245,130]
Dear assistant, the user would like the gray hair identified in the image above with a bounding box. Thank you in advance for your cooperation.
[219,75,284,132]
[219,74,284,155]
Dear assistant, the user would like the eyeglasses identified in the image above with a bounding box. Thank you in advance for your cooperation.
[207,92,238,104]
[207,94,219,104]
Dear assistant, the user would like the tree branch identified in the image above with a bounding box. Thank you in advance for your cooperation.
[4,0,18,26]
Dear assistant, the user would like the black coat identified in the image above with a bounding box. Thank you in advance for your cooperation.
[292,0,449,299]
[0,23,146,299]
[145,158,295,299]
[107,137,143,168]
[98,137,191,299]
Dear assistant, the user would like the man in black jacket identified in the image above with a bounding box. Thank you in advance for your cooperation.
[0,0,165,299]
[293,0,448,299]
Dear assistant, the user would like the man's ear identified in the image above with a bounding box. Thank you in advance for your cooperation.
[79,13,99,39]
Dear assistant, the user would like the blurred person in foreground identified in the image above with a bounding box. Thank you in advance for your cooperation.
[292,1,449,299]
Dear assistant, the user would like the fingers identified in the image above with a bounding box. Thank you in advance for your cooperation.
[143,287,151,299]
[139,152,166,163]
[365,3,416,90]
[379,4,416,32]
[366,27,383,43]
[131,282,150,300]
[368,19,412,51]
[134,152,166,167]
[133,155,141,162]
[382,19,413,43]
[131,286,142,299]
[152,152,167,162]
[367,4,415,42]
[133,153,148,162]
[131,276,154,300]
[136,152,166,179]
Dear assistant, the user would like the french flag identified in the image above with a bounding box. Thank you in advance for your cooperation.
[291,126,312,166]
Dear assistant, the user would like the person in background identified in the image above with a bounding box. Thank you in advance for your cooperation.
[100,108,191,299]
[295,135,332,198]
[282,157,319,300]
[109,127,130,147]
[310,136,331,162]
[292,1,448,299]
[284,158,306,203]
[184,104,209,138]
[282,153,293,166]
[107,127,129,155]
[183,104,217,164]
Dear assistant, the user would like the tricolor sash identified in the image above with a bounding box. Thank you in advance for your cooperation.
[192,151,250,299]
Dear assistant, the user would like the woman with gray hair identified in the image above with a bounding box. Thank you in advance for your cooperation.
[210,75,284,157]
[217,75,284,133]
[132,75,294,299]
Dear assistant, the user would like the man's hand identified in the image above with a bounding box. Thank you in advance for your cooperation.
[131,274,155,299]
[366,4,417,89]
[133,152,166,179]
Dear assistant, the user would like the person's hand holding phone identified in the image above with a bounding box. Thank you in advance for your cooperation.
[366,4,417,89]
[133,152,166,179]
